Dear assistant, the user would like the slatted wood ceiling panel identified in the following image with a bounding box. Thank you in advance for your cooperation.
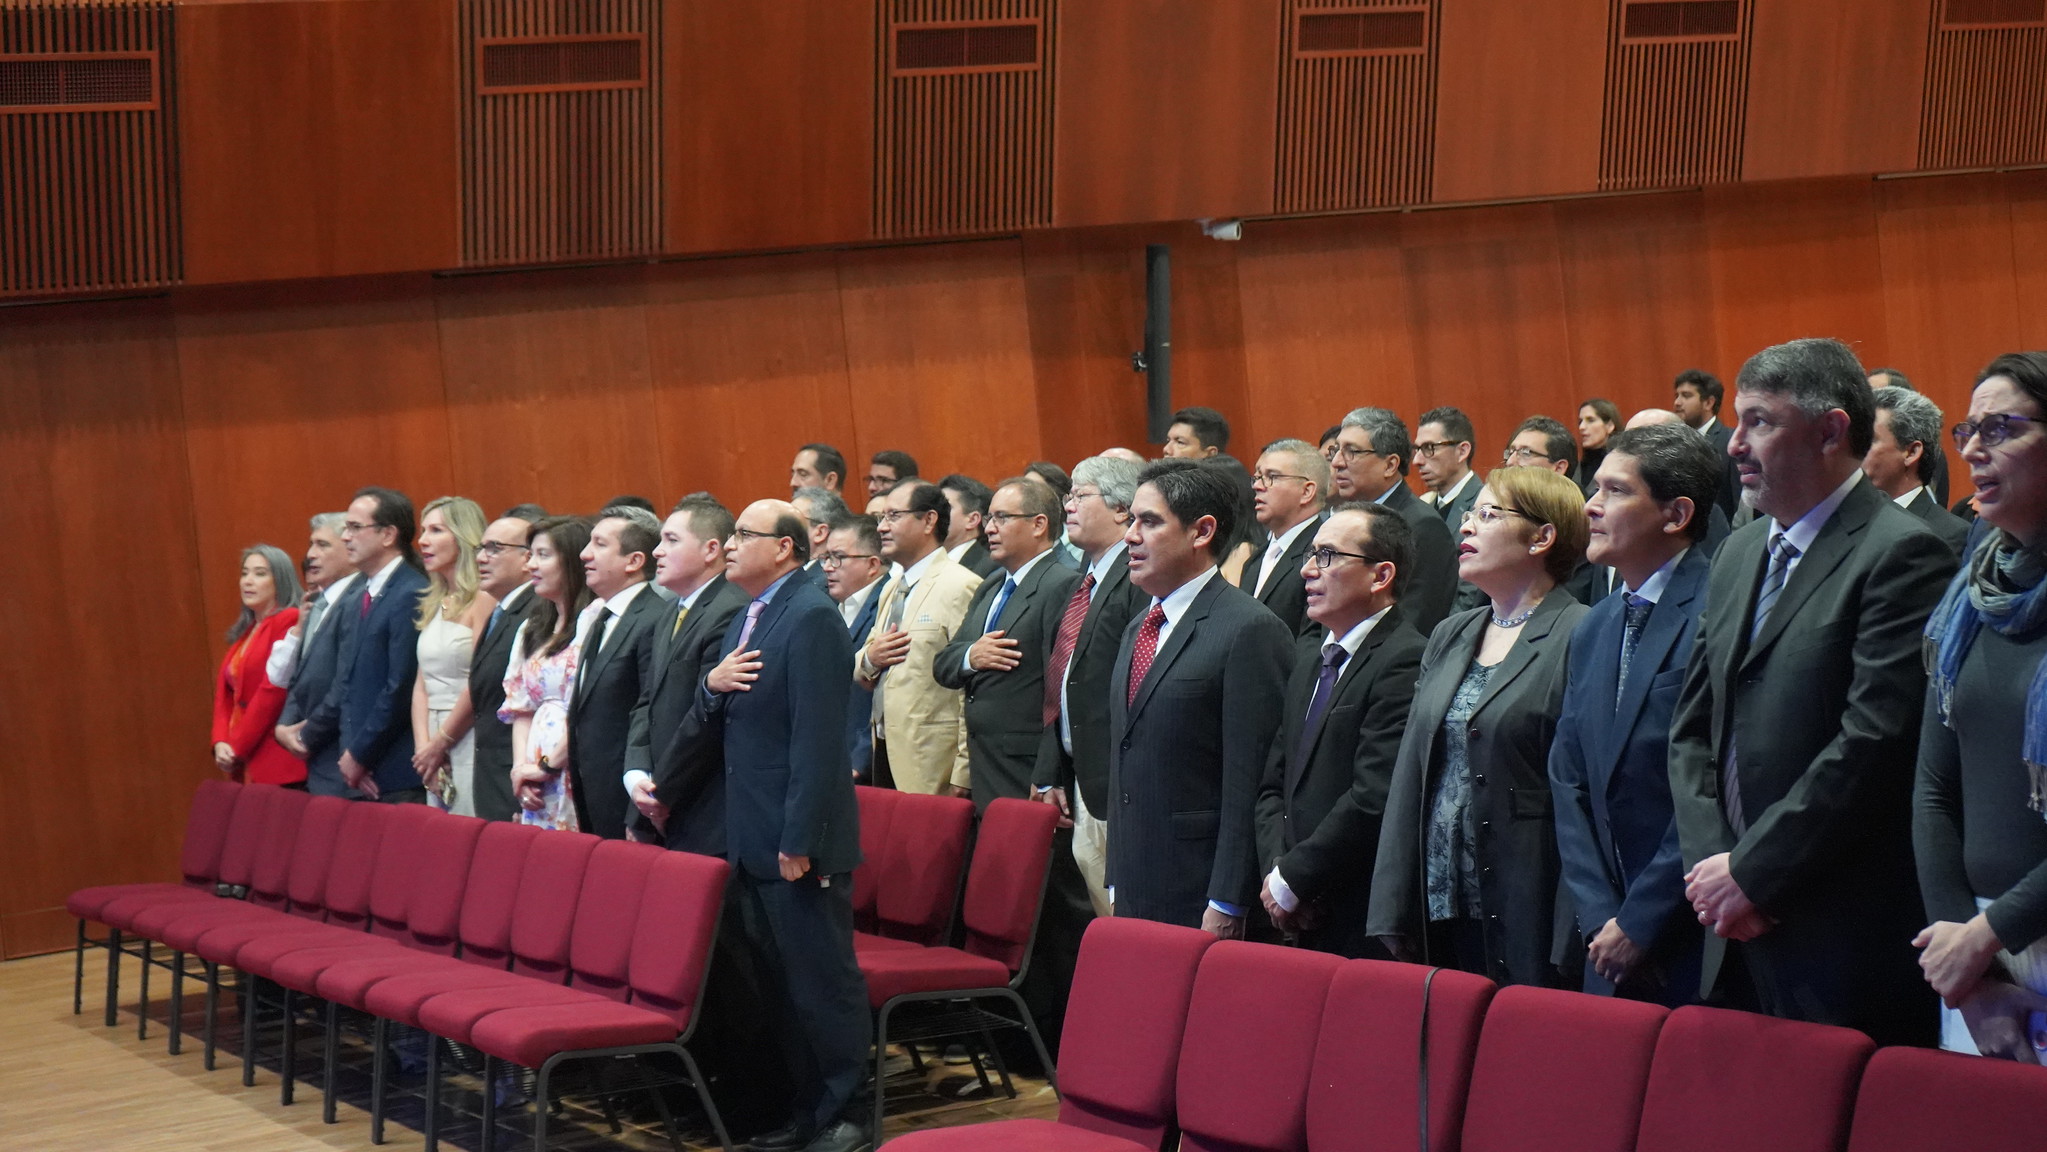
[1921,0,2047,170]
[460,0,661,267]
[1,0,177,297]
[874,0,1054,238]
[1276,0,1438,212]
[1599,0,1753,190]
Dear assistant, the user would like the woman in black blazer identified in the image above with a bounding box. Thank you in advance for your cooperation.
[1369,466,1591,986]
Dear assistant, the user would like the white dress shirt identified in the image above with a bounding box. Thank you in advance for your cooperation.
[1253,514,1318,599]
[266,576,356,688]
[839,577,879,629]
[1767,469,1865,586]
[586,580,653,654]
[1058,541,1128,755]
[1892,485,1925,509]
[959,547,1056,672]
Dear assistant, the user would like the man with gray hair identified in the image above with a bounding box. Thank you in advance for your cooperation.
[270,512,363,797]
[1238,438,1331,635]
[1330,407,1457,633]
[1867,386,1968,555]
[1670,337,1956,1044]
[791,486,849,590]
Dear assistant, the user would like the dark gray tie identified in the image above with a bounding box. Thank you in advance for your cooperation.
[302,594,329,644]
[1616,594,1652,708]
[1749,535,1800,643]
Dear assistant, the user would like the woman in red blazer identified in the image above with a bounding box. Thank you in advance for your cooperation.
[213,544,304,785]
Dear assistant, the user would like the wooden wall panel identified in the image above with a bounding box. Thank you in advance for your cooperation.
[663,0,872,254]
[1876,175,2020,404]
[1053,0,1281,227]
[177,0,459,284]
[1165,230,1257,454]
[1432,0,1607,203]
[644,254,857,504]
[1741,0,1925,181]
[836,240,1043,478]
[1235,213,1420,448]
[2005,169,2047,352]
[435,269,666,514]
[1704,178,1890,382]
[0,299,211,958]
[1555,191,1719,406]
[174,278,457,644]
[1020,227,1155,466]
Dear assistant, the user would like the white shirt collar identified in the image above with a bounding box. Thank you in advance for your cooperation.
[496,582,531,611]
[363,554,405,598]
[946,540,976,564]
[1438,469,1476,505]
[1264,513,1317,557]
[1086,540,1128,586]
[898,546,942,588]
[1624,548,1690,604]
[840,576,880,623]
[1325,604,1392,657]
[600,580,652,616]
[675,575,717,611]
[1151,564,1221,626]
[1002,546,1055,587]
[321,575,358,607]
[1892,485,1925,509]
[1771,469,1865,556]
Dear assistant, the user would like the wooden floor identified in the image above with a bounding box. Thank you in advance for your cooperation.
[0,949,1056,1150]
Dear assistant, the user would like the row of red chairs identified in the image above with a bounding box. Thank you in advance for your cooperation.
[892,916,2046,1152]
[68,779,731,1150]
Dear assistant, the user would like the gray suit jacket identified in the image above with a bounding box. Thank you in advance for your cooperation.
[1901,487,1970,556]
[1235,513,1324,637]
[1380,484,1458,636]
[1106,573,1293,927]
[936,552,1081,809]
[281,574,362,797]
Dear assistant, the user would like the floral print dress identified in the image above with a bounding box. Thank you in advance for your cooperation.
[499,618,580,831]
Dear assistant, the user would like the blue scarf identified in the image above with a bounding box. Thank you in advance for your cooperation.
[1926,527,2047,813]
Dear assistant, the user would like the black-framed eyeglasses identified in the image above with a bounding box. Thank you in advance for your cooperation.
[1953,412,2043,450]
[1305,545,1380,570]
[1463,504,1533,526]
[478,542,531,557]
[878,508,927,524]
[1252,470,1309,488]
[729,527,785,544]
[1501,446,1555,465]
[864,474,896,487]
[341,521,379,536]
[1331,442,1379,462]
[985,511,1042,528]
[1414,440,1463,459]
[819,551,878,569]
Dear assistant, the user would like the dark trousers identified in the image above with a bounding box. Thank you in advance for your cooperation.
[869,739,897,790]
[1017,825,1092,1061]
[689,877,797,1136]
[374,786,426,805]
[740,870,873,1133]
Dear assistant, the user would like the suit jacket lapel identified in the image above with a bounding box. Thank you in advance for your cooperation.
[1078,556,1130,660]
[1128,576,1222,721]
[1740,485,1872,669]
[993,555,1056,632]
[1473,591,1572,717]
[1600,551,1705,784]
[1290,605,1402,794]
[1258,514,1322,605]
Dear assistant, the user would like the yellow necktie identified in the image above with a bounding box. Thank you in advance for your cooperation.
[670,605,689,638]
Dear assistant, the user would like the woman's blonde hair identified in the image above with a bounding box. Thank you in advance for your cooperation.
[416,496,487,629]
[1484,467,1589,585]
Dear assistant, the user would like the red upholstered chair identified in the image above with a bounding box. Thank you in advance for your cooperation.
[66,778,243,1024]
[1846,1045,2047,1152]
[465,848,734,1152]
[1636,1005,1872,1152]
[1303,960,1496,1152]
[853,784,898,934]
[886,917,1216,1152]
[1460,986,1668,1152]
[859,790,975,953]
[1174,942,1344,1152]
[859,797,1061,1138]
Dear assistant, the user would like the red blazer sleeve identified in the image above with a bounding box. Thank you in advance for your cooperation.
[222,609,299,760]
[211,645,236,745]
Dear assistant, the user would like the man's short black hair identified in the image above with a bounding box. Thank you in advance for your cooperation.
[669,494,735,548]
[502,503,547,522]
[1136,460,1238,563]
[1418,406,1475,446]
[353,486,419,567]
[602,494,656,514]
[1025,460,1071,501]
[1603,425,1722,542]
[1328,500,1414,601]
[894,478,953,542]
[799,443,847,489]
[1674,368,1724,411]
[1170,406,1231,452]
[1736,338,1876,457]
[871,449,918,479]
[938,473,991,518]
[1513,415,1578,473]
[831,513,883,556]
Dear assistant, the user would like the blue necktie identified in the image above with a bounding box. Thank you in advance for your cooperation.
[1616,594,1652,708]
[984,576,1018,634]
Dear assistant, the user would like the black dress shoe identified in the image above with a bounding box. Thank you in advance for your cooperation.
[746,1120,815,1152]
[800,1119,871,1152]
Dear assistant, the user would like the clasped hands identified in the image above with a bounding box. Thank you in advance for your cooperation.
[1684,852,1773,940]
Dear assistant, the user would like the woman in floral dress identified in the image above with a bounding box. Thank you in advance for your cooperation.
[501,515,595,830]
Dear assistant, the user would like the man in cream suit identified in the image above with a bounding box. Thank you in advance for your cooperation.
[857,479,982,796]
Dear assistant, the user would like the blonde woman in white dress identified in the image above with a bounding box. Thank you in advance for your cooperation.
[411,496,496,815]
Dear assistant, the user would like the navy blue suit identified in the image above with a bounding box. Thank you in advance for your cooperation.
[1549,547,1708,1004]
[321,562,429,798]
[843,581,883,781]
[703,572,868,1134]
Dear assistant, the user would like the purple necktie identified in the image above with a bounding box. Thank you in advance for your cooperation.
[735,598,767,651]
[1297,642,1347,764]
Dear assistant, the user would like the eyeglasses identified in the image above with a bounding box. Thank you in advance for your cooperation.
[1251,470,1309,488]
[1330,443,1379,462]
[478,542,531,558]
[1501,446,1555,465]
[341,521,377,536]
[878,508,926,524]
[1953,412,2043,450]
[1413,440,1462,459]
[728,527,784,544]
[1305,545,1380,570]
[819,551,878,569]
[985,511,1041,528]
[1462,504,1534,526]
[1066,489,1108,506]
[865,474,896,487]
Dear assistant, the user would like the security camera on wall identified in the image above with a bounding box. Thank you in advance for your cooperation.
[1131,245,1172,443]
[1199,218,1243,241]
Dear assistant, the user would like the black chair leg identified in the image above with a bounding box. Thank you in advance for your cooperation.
[103,927,121,1028]
[370,1016,389,1145]
[424,1027,441,1152]
[534,1058,555,1152]
[1004,990,1058,1095]
[137,938,152,1040]
[242,976,261,1087]
[872,1005,892,1144]
[323,1001,341,1124]
[279,987,297,1105]
[480,1054,499,1152]
[168,951,188,1055]
[977,1024,1015,1099]
[72,921,86,1015]
[677,1046,735,1152]
[597,1059,622,1134]
[202,962,221,1070]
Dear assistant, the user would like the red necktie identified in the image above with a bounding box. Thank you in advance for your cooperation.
[1126,604,1167,707]
[360,588,373,618]
[1043,573,1095,725]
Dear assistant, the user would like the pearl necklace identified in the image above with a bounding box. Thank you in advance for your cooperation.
[1490,606,1537,628]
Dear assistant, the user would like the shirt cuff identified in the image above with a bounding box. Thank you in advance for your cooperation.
[1265,866,1299,913]
[962,648,977,673]
[1208,900,1246,919]
[1033,784,1053,794]
[622,769,652,796]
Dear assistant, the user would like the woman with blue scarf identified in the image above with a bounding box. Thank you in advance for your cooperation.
[1916,351,2047,1063]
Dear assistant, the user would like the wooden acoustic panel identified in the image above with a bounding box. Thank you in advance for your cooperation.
[177,0,459,285]
[1921,0,2047,170]
[1599,0,1753,190]
[1019,226,1156,465]
[1054,0,1280,227]
[1741,0,1925,181]
[873,0,1055,238]
[1432,0,1606,203]
[1,0,179,297]
[663,0,872,255]
[461,0,663,267]
[1275,0,1439,212]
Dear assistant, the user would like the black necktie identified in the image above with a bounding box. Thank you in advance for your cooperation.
[1616,594,1652,708]
[1297,642,1348,764]
[579,606,612,695]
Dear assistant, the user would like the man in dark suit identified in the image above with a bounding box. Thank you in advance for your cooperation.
[1330,407,1458,635]
[1670,339,1957,1046]
[1867,367,1951,506]
[272,512,361,798]
[563,506,668,840]
[466,506,545,822]
[704,500,868,1152]
[315,486,429,801]
[939,473,1002,579]
[1868,385,1971,556]
[1415,407,1481,527]
[821,515,886,781]
[623,496,746,854]
[1034,455,1148,916]
[1550,425,1720,1004]
[1674,368,1742,518]
[1238,438,1329,635]
[791,487,849,592]
[1108,461,1293,933]
[1254,502,1425,958]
